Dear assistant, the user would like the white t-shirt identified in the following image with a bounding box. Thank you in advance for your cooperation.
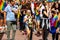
[31,2,35,14]
[24,15,28,24]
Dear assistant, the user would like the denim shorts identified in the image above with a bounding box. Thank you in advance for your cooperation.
[35,15,40,21]
[24,23,29,30]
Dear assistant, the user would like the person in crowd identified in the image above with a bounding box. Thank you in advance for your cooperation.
[0,0,60,40]
[49,1,60,40]
[19,0,26,31]
[50,10,59,40]
[0,11,4,28]
[42,2,50,40]
[55,12,60,40]
[4,0,18,40]
[0,0,7,32]
[24,10,33,40]
[35,6,41,36]
[19,10,26,33]
[31,0,35,15]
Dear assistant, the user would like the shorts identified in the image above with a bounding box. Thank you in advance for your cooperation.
[6,21,17,31]
[0,13,4,19]
[24,23,32,30]
[35,15,40,22]
[24,23,29,30]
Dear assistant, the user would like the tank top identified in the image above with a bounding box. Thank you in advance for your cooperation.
[42,9,48,18]
[28,16,33,27]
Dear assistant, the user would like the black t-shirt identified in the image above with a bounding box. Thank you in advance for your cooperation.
[19,11,25,22]
[42,9,48,18]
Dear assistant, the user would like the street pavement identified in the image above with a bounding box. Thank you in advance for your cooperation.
[1,30,60,40]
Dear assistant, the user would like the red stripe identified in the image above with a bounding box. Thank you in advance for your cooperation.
[0,0,3,5]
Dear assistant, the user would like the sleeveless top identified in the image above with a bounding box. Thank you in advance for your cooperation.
[28,16,33,27]
[42,9,48,18]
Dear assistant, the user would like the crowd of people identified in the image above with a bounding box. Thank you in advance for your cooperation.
[0,0,60,40]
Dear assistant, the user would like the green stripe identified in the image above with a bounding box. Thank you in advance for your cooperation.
[2,2,4,10]
[46,0,57,2]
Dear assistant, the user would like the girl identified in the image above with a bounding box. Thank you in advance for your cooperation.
[24,10,33,40]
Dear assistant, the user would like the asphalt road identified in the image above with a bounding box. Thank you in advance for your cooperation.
[1,30,60,40]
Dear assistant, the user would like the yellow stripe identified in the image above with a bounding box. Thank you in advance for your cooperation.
[17,10,20,18]
[36,10,38,15]
[18,13,20,18]
[0,1,4,10]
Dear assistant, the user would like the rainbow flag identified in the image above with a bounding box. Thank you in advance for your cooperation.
[53,15,58,27]
[0,0,7,10]
[35,10,40,16]
[50,15,58,34]
[46,0,57,2]
[54,15,59,28]
[50,15,58,27]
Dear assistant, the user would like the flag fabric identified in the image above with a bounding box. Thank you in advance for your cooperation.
[35,10,40,16]
[17,10,20,18]
[50,15,58,34]
[50,15,58,27]
[0,0,7,10]
[46,0,57,2]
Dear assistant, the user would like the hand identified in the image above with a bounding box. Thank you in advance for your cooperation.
[56,28,59,33]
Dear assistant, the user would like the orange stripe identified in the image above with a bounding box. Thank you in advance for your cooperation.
[0,1,4,10]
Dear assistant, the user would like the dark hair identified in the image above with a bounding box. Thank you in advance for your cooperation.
[57,11,60,15]
[51,11,56,14]
[42,9,47,14]
[9,0,14,3]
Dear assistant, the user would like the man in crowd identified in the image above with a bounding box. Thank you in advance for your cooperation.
[4,0,18,40]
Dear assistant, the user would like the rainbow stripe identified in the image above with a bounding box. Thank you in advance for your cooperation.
[50,15,58,28]
[50,15,58,34]
[36,10,40,16]
[53,15,58,28]
[46,0,57,2]
[0,0,7,10]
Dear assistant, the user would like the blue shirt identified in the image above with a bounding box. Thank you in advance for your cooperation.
[4,4,16,21]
